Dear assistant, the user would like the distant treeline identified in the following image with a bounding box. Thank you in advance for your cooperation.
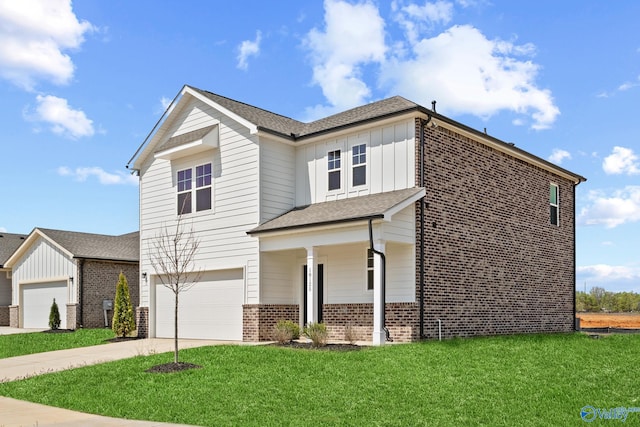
[576,287,640,312]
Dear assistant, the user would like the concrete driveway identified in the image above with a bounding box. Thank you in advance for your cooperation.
[0,327,47,335]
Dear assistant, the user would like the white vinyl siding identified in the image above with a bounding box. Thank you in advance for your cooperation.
[260,138,295,223]
[295,119,415,205]
[260,251,297,303]
[139,97,260,308]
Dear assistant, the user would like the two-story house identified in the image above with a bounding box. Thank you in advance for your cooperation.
[128,85,585,345]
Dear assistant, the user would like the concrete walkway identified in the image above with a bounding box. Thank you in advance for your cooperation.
[0,337,241,426]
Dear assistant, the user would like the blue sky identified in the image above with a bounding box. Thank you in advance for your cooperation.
[1,1,639,293]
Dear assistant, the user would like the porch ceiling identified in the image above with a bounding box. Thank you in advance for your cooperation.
[248,187,425,237]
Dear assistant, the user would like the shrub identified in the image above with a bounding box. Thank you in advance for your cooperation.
[273,320,301,344]
[344,323,357,344]
[112,272,136,338]
[49,298,61,330]
[304,322,328,347]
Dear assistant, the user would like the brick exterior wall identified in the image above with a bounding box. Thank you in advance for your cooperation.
[415,119,576,339]
[0,306,8,326]
[136,306,149,338]
[323,303,419,342]
[9,305,18,328]
[78,260,139,329]
[243,304,298,341]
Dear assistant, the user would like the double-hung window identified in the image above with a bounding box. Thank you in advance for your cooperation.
[550,183,559,226]
[195,163,212,211]
[177,169,192,215]
[352,143,366,186]
[177,163,212,215]
[367,249,374,290]
[328,150,341,191]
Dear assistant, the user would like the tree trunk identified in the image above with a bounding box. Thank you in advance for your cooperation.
[174,290,179,363]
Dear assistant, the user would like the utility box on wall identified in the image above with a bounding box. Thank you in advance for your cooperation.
[102,299,113,311]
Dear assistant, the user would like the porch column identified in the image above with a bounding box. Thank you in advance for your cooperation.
[372,240,386,346]
[306,247,318,325]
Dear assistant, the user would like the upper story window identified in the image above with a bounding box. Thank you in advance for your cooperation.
[177,169,192,215]
[177,163,212,215]
[550,183,559,226]
[328,150,341,191]
[352,143,366,186]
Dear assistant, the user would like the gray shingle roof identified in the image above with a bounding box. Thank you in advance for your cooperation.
[189,86,419,139]
[248,187,425,234]
[0,233,27,267]
[38,229,139,262]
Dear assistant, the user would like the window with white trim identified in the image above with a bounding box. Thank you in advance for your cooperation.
[352,143,366,186]
[366,249,374,290]
[177,163,212,215]
[328,149,341,191]
[550,183,559,226]
[177,168,192,215]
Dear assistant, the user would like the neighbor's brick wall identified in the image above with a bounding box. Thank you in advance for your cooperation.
[323,303,419,342]
[0,306,8,326]
[9,305,18,328]
[80,261,139,328]
[243,304,298,341]
[136,306,149,338]
[415,119,576,339]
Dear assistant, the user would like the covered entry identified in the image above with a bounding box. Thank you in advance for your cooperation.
[154,269,244,340]
[21,281,67,329]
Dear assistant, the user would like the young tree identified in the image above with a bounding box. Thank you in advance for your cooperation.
[112,271,136,338]
[149,215,201,364]
[49,298,61,330]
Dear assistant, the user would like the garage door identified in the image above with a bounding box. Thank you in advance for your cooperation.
[155,269,244,340]
[22,282,67,329]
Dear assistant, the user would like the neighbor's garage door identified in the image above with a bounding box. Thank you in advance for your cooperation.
[22,282,67,329]
[155,269,244,340]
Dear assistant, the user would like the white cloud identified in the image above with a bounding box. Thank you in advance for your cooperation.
[30,94,94,138]
[303,2,559,129]
[548,148,571,165]
[0,0,94,90]
[160,96,172,111]
[382,24,559,130]
[57,166,138,185]
[577,264,640,282]
[303,0,387,119]
[603,146,640,175]
[579,186,640,228]
[237,31,262,70]
[0,227,6,233]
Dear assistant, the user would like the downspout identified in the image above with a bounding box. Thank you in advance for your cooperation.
[418,115,432,339]
[573,182,577,331]
[369,218,391,342]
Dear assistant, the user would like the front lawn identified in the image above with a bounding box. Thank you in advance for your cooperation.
[0,329,113,359]
[0,333,638,426]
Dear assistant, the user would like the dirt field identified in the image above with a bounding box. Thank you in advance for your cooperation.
[576,312,640,328]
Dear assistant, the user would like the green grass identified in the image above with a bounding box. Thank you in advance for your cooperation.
[0,329,114,358]
[0,333,639,426]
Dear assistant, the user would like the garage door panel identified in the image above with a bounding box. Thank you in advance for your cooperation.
[22,282,67,329]
[155,269,243,340]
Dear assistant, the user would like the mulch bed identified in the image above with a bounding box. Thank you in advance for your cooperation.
[105,336,141,343]
[42,329,75,334]
[274,341,362,351]
[146,362,202,373]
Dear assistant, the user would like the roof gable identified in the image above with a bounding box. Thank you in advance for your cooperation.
[0,232,28,267]
[4,228,139,268]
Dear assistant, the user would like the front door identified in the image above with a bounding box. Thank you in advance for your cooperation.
[302,264,324,325]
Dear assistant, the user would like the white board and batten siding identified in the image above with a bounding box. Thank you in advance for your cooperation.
[10,236,75,328]
[295,119,416,206]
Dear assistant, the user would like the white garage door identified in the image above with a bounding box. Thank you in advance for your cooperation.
[22,282,67,329]
[155,269,244,340]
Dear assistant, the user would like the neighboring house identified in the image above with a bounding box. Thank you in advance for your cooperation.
[128,85,585,345]
[0,232,27,326]
[4,228,139,329]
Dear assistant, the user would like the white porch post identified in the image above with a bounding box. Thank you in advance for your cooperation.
[372,240,386,346]
[306,247,318,325]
